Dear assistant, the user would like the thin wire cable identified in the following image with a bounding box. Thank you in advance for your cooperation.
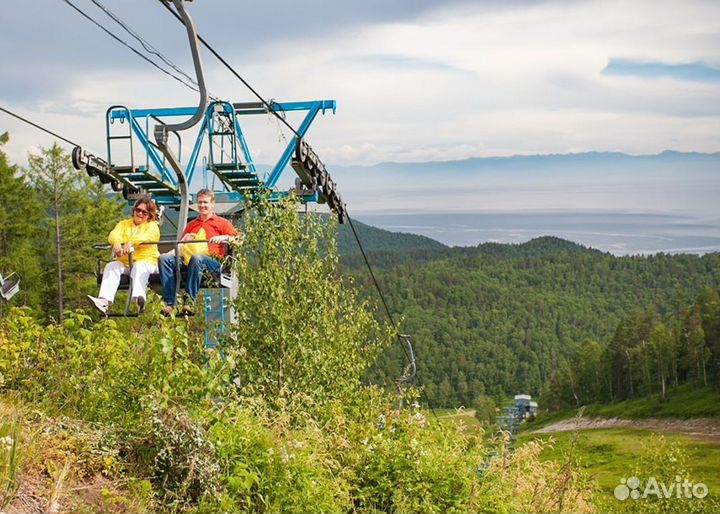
[157,0,302,140]
[89,0,199,87]
[0,106,80,147]
[87,0,220,102]
[62,0,200,93]
[347,214,400,334]
[347,212,438,419]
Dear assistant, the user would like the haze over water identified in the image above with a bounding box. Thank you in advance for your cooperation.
[355,211,720,255]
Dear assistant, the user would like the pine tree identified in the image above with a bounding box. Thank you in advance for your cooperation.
[0,132,43,315]
[25,143,123,321]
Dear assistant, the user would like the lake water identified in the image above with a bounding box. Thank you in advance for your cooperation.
[353,211,720,255]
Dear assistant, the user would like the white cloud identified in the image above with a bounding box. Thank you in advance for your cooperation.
[1,0,718,169]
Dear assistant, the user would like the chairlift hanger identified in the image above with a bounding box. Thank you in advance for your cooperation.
[0,271,21,301]
[71,0,346,225]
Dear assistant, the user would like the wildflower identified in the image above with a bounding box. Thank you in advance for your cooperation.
[0,435,13,450]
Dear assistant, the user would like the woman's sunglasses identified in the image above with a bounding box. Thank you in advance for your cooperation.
[134,207,149,216]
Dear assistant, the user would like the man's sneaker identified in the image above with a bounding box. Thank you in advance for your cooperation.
[160,304,174,317]
[87,295,109,314]
[134,296,146,313]
[180,304,195,317]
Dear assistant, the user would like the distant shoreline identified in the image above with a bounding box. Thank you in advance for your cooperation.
[355,211,720,256]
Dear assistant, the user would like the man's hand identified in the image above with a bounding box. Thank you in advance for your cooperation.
[209,234,231,244]
[181,232,197,242]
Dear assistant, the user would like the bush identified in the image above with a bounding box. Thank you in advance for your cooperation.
[144,401,220,509]
[227,196,392,408]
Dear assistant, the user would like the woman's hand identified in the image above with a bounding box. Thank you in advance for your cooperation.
[122,242,134,254]
[112,243,124,257]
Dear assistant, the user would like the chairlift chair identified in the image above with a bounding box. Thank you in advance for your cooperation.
[0,272,21,301]
[91,239,235,319]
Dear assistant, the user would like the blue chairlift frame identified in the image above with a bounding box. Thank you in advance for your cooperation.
[105,99,335,206]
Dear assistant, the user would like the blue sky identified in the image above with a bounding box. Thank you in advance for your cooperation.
[603,59,720,82]
[0,0,719,217]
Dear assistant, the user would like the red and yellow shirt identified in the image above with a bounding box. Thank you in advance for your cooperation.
[182,215,237,258]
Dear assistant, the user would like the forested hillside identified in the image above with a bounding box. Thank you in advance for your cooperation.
[343,236,720,408]
[336,217,447,254]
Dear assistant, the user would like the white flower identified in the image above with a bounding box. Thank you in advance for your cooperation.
[0,436,14,450]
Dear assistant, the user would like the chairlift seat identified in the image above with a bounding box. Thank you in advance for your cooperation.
[0,272,21,300]
[93,242,234,292]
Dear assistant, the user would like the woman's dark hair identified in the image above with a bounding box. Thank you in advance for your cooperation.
[134,195,159,222]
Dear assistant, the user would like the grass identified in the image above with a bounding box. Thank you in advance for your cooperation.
[436,408,484,433]
[522,384,720,432]
[584,384,720,419]
[0,405,21,510]
[517,427,720,500]
[0,397,155,513]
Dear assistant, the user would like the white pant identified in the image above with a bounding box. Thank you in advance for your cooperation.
[98,260,158,302]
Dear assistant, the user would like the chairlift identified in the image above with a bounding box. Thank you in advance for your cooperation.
[91,239,235,320]
[71,1,345,223]
[394,334,417,410]
[0,271,21,301]
[73,0,351,353]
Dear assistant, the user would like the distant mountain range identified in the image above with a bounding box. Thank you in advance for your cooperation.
[322,150,720,216]
[331,150,720,176]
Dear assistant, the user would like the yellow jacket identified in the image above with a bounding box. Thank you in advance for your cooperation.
[107,219,160,266]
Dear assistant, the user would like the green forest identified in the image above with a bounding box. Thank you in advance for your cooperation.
[341,233,720,411]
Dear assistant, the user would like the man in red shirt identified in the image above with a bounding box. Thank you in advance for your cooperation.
[159,188,238,315]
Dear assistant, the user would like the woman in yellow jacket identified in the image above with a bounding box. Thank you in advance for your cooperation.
[87,196,160,314]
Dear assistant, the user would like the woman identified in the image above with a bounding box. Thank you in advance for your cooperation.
[87,196,160,314]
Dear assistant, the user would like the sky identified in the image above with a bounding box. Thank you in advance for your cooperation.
[1,0,719,217]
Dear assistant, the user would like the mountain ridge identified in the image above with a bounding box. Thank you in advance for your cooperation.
[331,149,720,171]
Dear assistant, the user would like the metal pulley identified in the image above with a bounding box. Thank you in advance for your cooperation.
[72,146,88,170]
[290,137,346,222]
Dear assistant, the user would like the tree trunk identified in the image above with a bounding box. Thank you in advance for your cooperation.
[626,350,634,398]
[659,360,666,400]
[54,208,64,323]
[566,366,580,407]
[277,343,284,394]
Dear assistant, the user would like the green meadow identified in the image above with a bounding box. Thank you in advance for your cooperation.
[518,428,720,494]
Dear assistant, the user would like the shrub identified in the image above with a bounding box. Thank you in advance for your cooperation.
[143,401,220,509]
[227,196,392,408]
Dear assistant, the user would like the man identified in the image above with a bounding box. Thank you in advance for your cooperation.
[159,189,238,315]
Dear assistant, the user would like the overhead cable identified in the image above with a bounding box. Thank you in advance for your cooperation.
[89,0,200,88]
[157,0,302,140]
[62,0,201,93]
[0,106,80,147]
[347,212,438,418]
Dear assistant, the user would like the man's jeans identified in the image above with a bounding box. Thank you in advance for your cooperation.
[159,253,221,306]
